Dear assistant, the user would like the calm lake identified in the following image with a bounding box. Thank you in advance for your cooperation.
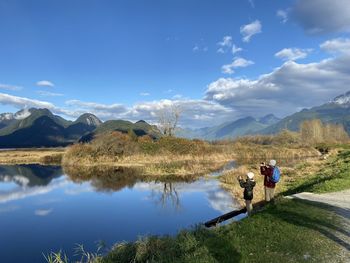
[0,163,239,263]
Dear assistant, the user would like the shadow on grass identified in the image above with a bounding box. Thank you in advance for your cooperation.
[282,176,333,196]
[268,199,350,251]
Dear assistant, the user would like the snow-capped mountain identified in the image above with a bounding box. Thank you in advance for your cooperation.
[331,91,350,106]
[75,113,102,126]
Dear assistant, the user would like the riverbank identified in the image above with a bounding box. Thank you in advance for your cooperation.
[44,145,349,262]
[102,198,348,263]
[100,147,350,262]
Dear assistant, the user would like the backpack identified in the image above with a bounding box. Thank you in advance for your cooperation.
[271,167,281,183]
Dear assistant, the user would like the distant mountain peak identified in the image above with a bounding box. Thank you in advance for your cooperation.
[331,91,350,106]
[14,109,32,120]
[0,113,14,121]
[259,114,280,125]
[76,113,102,126]
[136,120,147,124]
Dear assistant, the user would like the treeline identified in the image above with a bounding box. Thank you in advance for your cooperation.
[225,119,348,146]
[300,119,348,144]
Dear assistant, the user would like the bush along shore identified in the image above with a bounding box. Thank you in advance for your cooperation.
[61,129,321,177]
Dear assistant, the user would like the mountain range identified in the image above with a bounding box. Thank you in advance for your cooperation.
[177,91,350,140]
[0,108,161,148]
[175,114,281,140]
[0,91,349,147]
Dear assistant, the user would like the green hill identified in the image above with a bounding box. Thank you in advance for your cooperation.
[79,119,162,142]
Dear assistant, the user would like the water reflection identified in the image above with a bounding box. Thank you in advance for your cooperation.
[0,165,64,204]
[0,164,238,263]
[0,164,237,213]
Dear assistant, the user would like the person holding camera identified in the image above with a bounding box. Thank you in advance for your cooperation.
[238,172,256,215]
[260,160,279,202]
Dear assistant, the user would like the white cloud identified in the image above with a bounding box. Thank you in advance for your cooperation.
[35,208,53,216]
[206,52,350,117]
[139,92,150,96]
[65,100,127,118]
[232,44,243,55]
[277,9,288,23]
[217,36,233,53]
[172,94,183,99]
[37,90,64,97]
[221,57,254,74]
[248,0,255,8]
[218,36,232,47]
[36,80,55,88]
[0,93,56,109]
[320,38,350,55]
[127,99,234,127]
[293,0,350,34]
[193,44,208,53]
[240,20,262,42]
[0,83,23,91]
[275,48,312,61]
[0,92,79,119]
[1,42,349,128]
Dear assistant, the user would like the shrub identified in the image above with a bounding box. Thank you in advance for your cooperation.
[41,153,63,164]
[91,131,139,157]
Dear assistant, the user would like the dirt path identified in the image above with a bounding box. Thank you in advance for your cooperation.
[289,190,350,262]
[291,190,350,211]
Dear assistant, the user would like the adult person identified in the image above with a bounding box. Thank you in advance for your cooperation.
[260,160,277,202]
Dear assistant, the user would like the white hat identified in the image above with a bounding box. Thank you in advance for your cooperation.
[247,172,254,179]
[269,159,277,166]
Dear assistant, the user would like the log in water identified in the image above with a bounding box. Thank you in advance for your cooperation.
[204,200,267,227]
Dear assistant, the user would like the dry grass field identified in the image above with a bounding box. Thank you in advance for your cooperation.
[0,148,65,165]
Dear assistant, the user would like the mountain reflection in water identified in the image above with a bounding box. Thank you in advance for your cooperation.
[0,164,238,263]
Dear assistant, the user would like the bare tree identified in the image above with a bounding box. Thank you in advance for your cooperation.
[157,104,182,136]
[300,119,349,144]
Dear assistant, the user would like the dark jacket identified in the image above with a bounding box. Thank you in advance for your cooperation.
[239,178,256,201]
[260,165,276,188]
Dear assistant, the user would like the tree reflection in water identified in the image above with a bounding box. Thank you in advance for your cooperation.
[64,165,197,211]
[158,182,180,210]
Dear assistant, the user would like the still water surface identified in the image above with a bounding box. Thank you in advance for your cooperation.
[0,164,239,262]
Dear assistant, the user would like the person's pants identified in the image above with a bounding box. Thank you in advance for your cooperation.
[265,186,275,202]
[245,200,253,215]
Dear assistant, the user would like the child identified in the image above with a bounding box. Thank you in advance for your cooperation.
[238,172,256,215]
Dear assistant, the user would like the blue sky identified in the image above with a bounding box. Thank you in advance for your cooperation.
[0,0,350,127]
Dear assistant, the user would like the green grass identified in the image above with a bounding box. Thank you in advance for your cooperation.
[103,198,345,263]
[284,149,350,195]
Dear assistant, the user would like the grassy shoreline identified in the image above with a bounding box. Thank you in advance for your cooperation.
[0,148,65,165]
[34,141,349,262]
[98,146,350,263]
